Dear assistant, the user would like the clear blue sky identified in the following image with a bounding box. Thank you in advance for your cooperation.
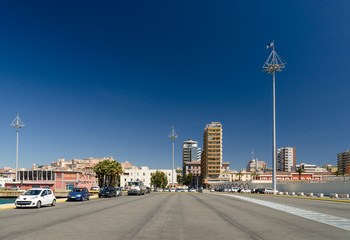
[0,1,349,170]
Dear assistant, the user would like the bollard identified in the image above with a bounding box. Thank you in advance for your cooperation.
[330,193,338,198]
[339,193,349,198]
[317,193,324,198]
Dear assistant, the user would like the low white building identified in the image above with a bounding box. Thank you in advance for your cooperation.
[296,163,327,173]
[120,166,178,188]
[0,176,13,189]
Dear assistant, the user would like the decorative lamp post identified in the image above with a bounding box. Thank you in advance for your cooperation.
[169,125,178,190]
[262,41,286,193]
[11,112,25,182]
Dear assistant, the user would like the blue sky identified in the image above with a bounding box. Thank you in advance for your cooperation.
[0,1,349,170]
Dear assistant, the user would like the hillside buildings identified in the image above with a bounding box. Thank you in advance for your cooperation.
[337,150,350,175]
[277,147,296,172]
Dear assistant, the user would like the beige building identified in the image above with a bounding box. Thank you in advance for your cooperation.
[201,122,224,187]
[337,150,350,175]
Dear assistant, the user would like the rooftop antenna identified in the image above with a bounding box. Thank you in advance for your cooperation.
[169,125,178,190]
[263,40,286,193]
[11,112,25,182]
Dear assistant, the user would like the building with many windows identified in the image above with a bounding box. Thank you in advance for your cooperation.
[337,150,350,175]
[277,147,296,172]
[246,159,267,172]
[201,122,224,187]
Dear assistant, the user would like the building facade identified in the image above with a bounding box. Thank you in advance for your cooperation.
[337,150,350,175]
[201,122,223,187]
[183,160,201,187]
[120,166,178,188]
[5,170,96,190]
[246,159,267,172]
[277,147,296,172]
[296,163,327,172]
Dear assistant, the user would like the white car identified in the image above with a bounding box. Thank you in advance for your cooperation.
[240,189,251,193]
[189,188,196,192]
[264,188,276,194]
[231,187,240,192]
[170,188,175,192]
[15,188,56,208]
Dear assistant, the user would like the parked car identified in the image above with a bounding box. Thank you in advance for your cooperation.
[116,187,123,197]
[231,187,240,192]
[8,186,20,190]
[67,188,90,201]
[189,188,196,192]
[163,188,170,192]
[15,188,56,208]
[90,186,100,191]
[264,188,276,194]
[99,187,117,198]
[240,189,251,193]
[170,188,175,192]
[210,188,215,192]
[145,187,151,194]
[175,188,181,192]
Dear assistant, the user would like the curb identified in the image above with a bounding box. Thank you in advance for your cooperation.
[213,192,350,203]
[0,195,100,210]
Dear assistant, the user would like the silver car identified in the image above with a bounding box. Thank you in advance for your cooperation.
[116,187,123,197]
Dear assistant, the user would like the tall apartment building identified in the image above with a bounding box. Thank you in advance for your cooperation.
[200,122,223,187]
[182,139,199,163]
[337,150,350,175]
[246,159,267,172]
[277,147,296,172]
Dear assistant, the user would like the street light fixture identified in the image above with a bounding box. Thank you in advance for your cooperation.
[11,112,25,182]
[263,41,286,193]
[169,125,178,190]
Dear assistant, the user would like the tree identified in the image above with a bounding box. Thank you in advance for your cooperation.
[177,174,183,186]
[94,160,123,188]
[237,171,243,181]
[150,170,168,189]
[296,168,305,180]
[184,172,193,188]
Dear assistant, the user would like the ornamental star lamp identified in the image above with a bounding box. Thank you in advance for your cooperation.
[262,41,286,193]
[169,125,178,190]
[11,112,25,182]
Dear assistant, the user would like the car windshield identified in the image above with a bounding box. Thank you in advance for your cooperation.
[128,182,139,186]
[102,187,113,191]
[23,190,42,196]
[71,188,84,192]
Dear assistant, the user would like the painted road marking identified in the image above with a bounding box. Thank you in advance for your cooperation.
[213,193,350,232]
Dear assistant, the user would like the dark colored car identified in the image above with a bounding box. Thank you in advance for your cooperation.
[67,188,90,201]
[98,187,117,198]
[145,187,151,194]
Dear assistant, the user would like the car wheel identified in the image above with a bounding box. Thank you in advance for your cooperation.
[36,201,41,209]
[51,199,56,206]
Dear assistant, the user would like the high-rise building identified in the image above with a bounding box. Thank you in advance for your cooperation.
[201,122,223,187]
[277,147,296,172]
[337,150,350,175]
[182,139,198,163]
[246,159,267,172]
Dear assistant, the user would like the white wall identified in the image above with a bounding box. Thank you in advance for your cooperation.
[277,182,350,195]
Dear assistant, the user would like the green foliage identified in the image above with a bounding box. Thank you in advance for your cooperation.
[184,172,193,187]
[150,170,168,188]
[177,174,183,185]
[93,160,123,187]
[296,168,305,180]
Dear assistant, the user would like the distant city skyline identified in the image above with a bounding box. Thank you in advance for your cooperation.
[0,1,349,171]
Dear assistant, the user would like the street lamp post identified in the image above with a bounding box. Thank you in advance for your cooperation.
[263,41,285,193]
[169,126,178,190]
[11,112,25,182]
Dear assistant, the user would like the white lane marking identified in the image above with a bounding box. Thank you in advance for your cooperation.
[212,193,350,231]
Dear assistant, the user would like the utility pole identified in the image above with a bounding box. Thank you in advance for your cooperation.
[263,41,286,193]
[169,125,178,190]
[11,112,25,182]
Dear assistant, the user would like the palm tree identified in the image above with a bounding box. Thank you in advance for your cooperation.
[296,168,305,180]
[237,171,243,181]
[94,159,123,187]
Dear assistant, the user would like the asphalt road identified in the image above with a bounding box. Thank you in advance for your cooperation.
[0,193,349,240]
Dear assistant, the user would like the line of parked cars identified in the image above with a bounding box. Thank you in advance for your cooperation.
[211,187,276,194]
